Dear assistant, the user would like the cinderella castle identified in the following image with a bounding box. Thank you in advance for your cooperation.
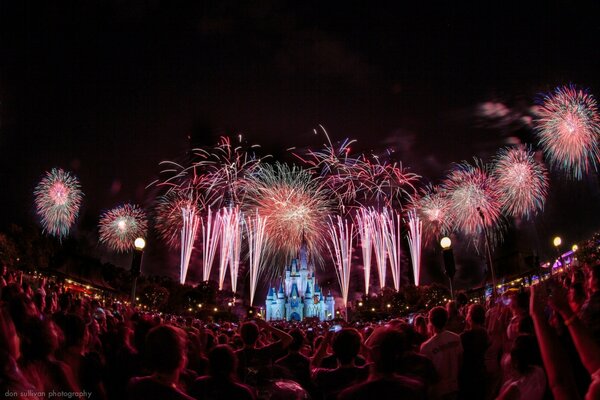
[265,243,335,322]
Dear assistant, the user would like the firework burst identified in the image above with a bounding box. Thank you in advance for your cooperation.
[492,147,549,219]
[155,190,200,248]
[34,168,83,239]
[243,162,334,270]
[412,185,452,244]
[442,160,503,240]
[535,85,600,179]
[99,204,148,252]
[200,207,221,281]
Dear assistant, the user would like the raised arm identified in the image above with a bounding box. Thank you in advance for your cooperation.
[547,281,600,374]
[529,284,581,400]
[255,318,293,349]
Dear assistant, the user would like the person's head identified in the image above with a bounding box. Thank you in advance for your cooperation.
[414,315,427,335]
[367,327,406,374]
[288,328,305,352]
[446,301,458,317]
[428,306,448,334]
[467,304,486,327]
[61,314,86,349]
[208,345,237,379]
[510,334,541,375]
[510,291,529,314]
[240,321,260,347]
[217,334,228,345]
[569,282,586,311]
[588,263,600,293]
[145,325,187,375]
[20,318,60,362]
[0,306,20,361]
[332,328,361,365]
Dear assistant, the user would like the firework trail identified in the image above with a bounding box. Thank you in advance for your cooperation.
[412,185,451,244]
[99,204,148,252]
[246,210,268,306]
[370,208,388,290]
[201,207,222,281]
[442,159,503,241]
[34,168,83,239]
[355,207,373,294]
[228,207,243,295]
[407,209,422,286]
[180,205,200,284]
[242,162,334,272]
[217,208,232,290]
[492,147,549,219]
[327,215,354,309]
[381,208,402,291]
[535,85,600,180]
[359,155,420,208]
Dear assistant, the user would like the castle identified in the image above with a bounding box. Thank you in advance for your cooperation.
[265,243,335,322]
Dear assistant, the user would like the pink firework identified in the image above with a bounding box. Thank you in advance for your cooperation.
[154,190,200,248]
[493,147,549,219]
[412,185,452,244]
[535,85,600,179]
[34,168,83,239]
[442,160,503,239]
[242,163,334,270]
[99,204,148,252]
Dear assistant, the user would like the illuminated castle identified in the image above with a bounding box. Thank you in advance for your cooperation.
[265,243,335,322]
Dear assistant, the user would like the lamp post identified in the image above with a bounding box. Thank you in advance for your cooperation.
[553,236,562,274]
[440,237,456,299]
[131,237,146,306]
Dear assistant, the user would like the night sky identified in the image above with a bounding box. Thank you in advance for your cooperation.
[1,2,599,291]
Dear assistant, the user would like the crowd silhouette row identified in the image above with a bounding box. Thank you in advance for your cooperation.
[1,263,599,399]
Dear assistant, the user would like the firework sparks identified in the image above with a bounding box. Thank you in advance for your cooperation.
[326,215,353,309]
[217,208,232,290]
[407,209,422,286]
[493,147,549,219]
[180,205,200,285]
[370,208,388,290]
[246,210,268,306]
[355,207,373,294]
[201,207,221,281]
[243,162,334,270]
[381,208,402,291]
[34,168,83,239]
[535,85,600,179]
[413,185,451,244]
[99,204,148,252]
[442,160,503,240]
[228,207,243,294]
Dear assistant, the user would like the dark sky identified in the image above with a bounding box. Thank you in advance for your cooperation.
[1,1,600,290]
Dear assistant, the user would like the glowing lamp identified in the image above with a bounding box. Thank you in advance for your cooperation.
[440,237,452,249]
[553,236,562,247]
[134,237,146,251]
[572,244,578,252]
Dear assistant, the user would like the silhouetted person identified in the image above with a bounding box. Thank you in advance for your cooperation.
[339,327,424,400]
[420,306,463,400]
[128,325,194,400]
[190,345,254,400]
[459,304,490,400]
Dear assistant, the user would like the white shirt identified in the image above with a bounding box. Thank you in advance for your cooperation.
[420,330,463,396]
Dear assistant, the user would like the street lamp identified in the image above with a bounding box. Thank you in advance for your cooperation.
[572,244,578,252]
[553,236,563,273]
[440,237,456,299]
[131,237,146,306]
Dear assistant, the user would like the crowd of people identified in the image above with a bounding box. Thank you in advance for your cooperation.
[1,263,599,399]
